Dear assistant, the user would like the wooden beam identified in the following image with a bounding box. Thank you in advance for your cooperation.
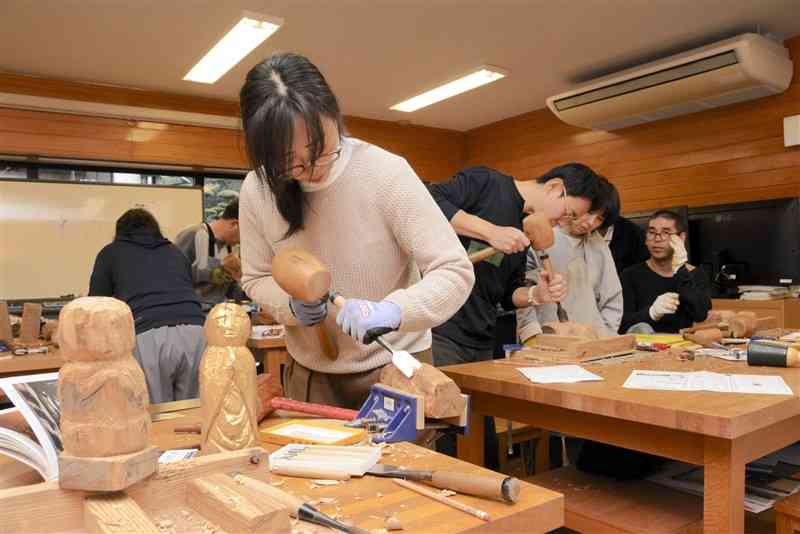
[187,473,290,533]
[84,492,160,534]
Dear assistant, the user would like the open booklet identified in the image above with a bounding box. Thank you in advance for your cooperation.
[0,372,61,481]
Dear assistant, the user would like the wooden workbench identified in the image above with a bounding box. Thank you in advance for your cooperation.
[247,335,289,379]
[443,352,800,534]
[0,351,63,380]
[0,409,563,533]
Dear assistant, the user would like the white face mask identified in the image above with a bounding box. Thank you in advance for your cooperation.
[298,139,352,192]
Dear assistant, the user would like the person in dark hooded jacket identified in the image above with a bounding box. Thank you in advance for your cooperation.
[89,208,206,403]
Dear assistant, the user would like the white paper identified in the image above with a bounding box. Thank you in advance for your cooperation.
[517,365,603,384]
[623,370,695,390]
[624,370,794,395]
[730,375,794,395]
[158,449,198,463]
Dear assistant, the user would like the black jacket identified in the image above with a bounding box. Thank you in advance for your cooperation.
[609,217,650,276]
[89,232,205,334]
[429,166,527,350]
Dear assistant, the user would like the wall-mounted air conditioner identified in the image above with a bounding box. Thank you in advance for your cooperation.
[546,33,793,131]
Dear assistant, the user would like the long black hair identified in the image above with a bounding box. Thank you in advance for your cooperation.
[240,52,345,238]
[115,208,163,239]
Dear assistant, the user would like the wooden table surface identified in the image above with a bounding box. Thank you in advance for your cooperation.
[0,351,63,379]
[0,408,563,533]
[443,352,800,534]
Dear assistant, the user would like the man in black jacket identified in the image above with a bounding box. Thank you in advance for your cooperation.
[620,210,711,333]
[428,163,610,467]
[602,216,649,275]
[89,209,206,403]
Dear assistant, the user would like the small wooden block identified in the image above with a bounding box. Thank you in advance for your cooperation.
[380,363,466,419]
[20,303,42,342]
[59,446,159,491]
[187,473,291,534]
[0,301,12,343]
[571,335,636,358]
[84,492,160,534]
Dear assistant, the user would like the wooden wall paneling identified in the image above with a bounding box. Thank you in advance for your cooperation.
[464,35,800,213]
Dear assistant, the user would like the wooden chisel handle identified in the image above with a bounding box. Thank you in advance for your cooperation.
[270,397,359,420]
[428,471,521,503]
[271,464,351,480]
[314,323,338,360]
[468,247,499,264]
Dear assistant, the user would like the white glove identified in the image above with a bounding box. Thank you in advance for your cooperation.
[649,292,679,321]
[670,235,688,273]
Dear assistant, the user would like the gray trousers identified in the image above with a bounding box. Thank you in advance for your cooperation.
[133,325,206,404]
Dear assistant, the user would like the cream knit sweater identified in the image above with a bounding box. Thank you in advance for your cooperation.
[240,138,474,374]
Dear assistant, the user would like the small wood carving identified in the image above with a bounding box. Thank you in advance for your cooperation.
[200,302,259,454]
[0,301,12,343]
[380,363,466,419]
[729,312,776,338]
[20,302,42,343]
[57,296,156,491]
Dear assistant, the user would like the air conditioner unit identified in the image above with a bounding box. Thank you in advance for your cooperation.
[546,33,793,131]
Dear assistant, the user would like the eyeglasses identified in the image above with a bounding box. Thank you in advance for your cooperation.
[560,187,578,220]
[282,146,342,180]
[646,229,678,241]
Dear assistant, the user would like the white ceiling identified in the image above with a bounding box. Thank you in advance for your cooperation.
[1,0,799,131]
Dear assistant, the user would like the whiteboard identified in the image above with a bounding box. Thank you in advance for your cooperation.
[0,180,203,300]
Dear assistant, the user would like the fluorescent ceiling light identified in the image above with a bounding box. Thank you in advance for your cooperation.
[391,66,507,112]
[184,12,283,84]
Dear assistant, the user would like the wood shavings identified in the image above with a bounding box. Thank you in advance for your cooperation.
[157,519,174,530]
[385,516,403,531]
[369,515,383,520]
[180,510,190,518]
[370,529,388,534]
[439,489,457,497]
[311,479,342,486]
[376,491,384,497]
[270,479,286,487]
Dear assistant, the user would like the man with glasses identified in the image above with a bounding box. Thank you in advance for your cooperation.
[175,199,243,308]
[428,163,609,466]
[518,178,622,342]
[619,210,711,334]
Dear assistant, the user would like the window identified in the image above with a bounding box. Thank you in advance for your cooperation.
[204,177,243,220]
[0,163,29,180]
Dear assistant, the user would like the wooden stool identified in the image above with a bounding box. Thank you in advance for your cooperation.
[495,418,549,477]
[776,491,800,533]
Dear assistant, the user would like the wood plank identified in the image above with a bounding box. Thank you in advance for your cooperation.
[0,301,12,343]
[19,303,41,343]
[187,473,290,534]
[84,493,160,534]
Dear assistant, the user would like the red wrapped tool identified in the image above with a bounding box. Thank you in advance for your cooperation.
[270,397,358,420]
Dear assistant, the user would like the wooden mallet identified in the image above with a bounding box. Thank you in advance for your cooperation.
[272,248,338,360]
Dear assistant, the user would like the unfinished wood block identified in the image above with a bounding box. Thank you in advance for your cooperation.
[380,363,466,419]
[684,327,723,347]
[200,303,259,454]
[570,334,636,358]
[84,492,160,534]
[0,301,12,343]
[729,312,775,338]
[541,321,599,339]
[59,446,159,492]
[20,302,42,342]
[41,319,59,343]
[187,473,291,534]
